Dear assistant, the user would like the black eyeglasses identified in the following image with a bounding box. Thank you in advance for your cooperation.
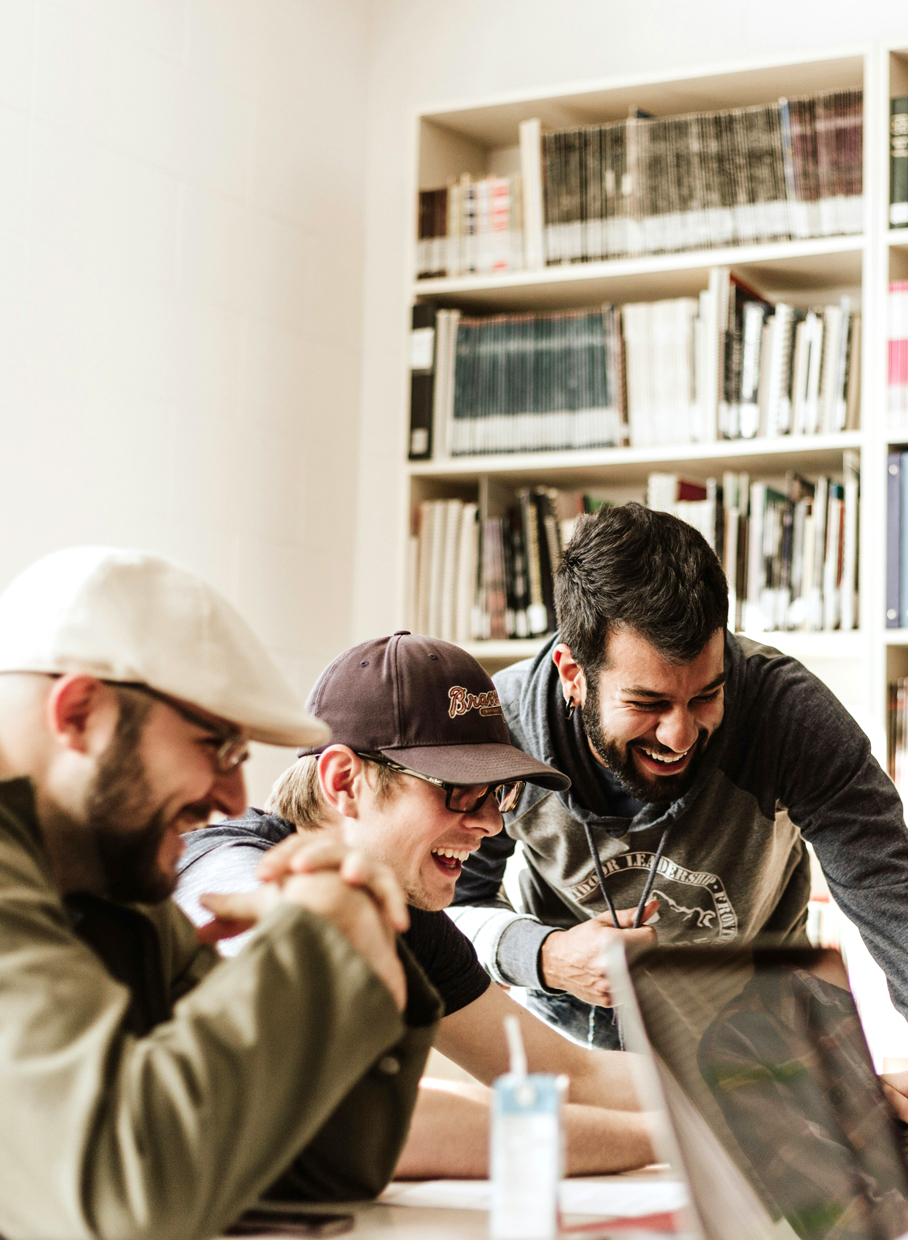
[356,752,524,814]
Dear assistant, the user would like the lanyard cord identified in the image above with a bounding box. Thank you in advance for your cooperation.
[583,821,673,930]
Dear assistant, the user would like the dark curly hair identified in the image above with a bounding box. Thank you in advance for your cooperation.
[554,502,728,672]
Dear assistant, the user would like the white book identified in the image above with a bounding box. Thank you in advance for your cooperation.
[439,499,463,642]
[745,481,767,631]
[757,318,774,439]
[519,119,545,271]
[832,298,852,431]
[454,502,478,643]
[808,477,828,630]
[819,305,843,434]
[822,493,842,631]
[738,301,766,440]
[416,501,439,636]
[804,311,824,435]
[724,507,740,629]
[432,311,452,461]
[427,501,448,638]
[790,318,810,436]
[764,304,795,438]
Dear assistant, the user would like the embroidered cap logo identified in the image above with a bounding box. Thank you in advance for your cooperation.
[448,685,503,720]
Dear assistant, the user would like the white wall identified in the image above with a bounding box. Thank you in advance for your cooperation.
[0,0,370,801]
[353,0,908,640]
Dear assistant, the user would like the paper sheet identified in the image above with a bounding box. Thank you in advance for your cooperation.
[380,1178,688,1218]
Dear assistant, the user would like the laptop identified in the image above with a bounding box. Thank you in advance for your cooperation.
[606,941,908,1240]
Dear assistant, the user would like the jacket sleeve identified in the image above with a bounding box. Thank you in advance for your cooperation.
[0,831,440,1240]
[265,943,439,1201]
[748,654,908,1018]
[449,828,557,989]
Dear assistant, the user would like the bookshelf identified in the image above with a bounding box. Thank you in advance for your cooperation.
[399,42,908,1062]
[406,46,878,732]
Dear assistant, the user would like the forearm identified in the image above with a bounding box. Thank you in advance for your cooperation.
[564,1104,654,1174]
[393,1082,653,1178]
[395,1080,491,1179]
[563,1048,645,1112]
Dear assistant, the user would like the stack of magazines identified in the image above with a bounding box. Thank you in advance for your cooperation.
[540,90,863,263]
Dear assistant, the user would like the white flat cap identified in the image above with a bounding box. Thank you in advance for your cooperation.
[0,546,330,748]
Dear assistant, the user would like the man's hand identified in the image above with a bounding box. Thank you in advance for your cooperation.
[197,841,410,1012]
[881,1070,908,1123]
[256,835,410,934]
[539,899,658,1006]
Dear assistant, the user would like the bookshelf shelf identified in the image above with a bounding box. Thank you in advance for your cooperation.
[461,631,864,665]
[413,235,865,313]
[409,432,864,488]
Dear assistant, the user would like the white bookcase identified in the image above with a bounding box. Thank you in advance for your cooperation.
[401,41,908,1063]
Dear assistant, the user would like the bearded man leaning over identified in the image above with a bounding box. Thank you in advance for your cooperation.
[0,547,439,1240]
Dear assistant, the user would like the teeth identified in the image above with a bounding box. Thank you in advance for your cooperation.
[640,747,689,764]
[431,847,472,862]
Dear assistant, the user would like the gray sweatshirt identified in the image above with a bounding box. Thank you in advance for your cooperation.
[449,632,908,1017]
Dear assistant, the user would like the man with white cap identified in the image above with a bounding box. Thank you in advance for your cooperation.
[0,546,440,1240]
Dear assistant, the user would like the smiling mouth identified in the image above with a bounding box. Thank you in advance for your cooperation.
[633,744,693,774]
[430,846,474,877]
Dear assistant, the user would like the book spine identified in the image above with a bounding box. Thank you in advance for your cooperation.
[408,303,437,460]
[892,97,908,228]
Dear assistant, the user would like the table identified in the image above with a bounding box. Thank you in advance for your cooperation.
[224,1169,684,1239]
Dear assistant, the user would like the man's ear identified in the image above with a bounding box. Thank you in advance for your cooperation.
[317,745,366,820]
[553,644,588,710]
[46,675,120,756]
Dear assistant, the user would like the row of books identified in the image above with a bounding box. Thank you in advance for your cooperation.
[415,88,863,278]
[888,677,908,805]
[648,462,859,634]
[888,282,908,437]
[416,174,524,279]
[885,452,908,628]
[410,465,860,643]
[410,489,568,643]
[408,276,861,458]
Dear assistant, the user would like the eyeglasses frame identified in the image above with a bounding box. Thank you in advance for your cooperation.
[354,750,524,814]
[109,681,250,773]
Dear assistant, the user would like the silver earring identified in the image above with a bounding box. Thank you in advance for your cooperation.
[565,699,576,721]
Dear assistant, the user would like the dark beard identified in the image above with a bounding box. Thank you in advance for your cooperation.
[582,673,708,804]
[86,691,174,904]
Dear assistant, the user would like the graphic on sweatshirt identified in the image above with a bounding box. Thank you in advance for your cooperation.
[570,851,739,944]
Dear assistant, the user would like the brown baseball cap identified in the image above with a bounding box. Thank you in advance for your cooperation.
[298,631,569,791]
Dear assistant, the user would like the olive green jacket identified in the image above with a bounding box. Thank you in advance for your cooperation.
[0,778,441,1240]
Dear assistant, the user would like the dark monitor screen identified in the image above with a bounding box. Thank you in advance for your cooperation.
[626,945,908,1240]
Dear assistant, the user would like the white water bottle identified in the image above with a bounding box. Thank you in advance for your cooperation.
[490,1016,565,1240]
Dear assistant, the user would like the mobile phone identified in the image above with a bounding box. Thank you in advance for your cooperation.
[226,1207,354,1236]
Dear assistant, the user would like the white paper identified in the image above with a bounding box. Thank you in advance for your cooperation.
[380,1177,687,1219]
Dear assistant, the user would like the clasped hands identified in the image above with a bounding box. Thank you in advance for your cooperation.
[198,836,410,1012]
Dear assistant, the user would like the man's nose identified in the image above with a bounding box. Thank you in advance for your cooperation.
[655,707,699,753]
[468,798,504,837]
[212,765,247,818]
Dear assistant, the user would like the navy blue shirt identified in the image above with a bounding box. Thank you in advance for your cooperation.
[177,809,491,1017]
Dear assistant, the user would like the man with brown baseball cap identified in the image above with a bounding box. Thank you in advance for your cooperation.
[0,549,440,1240]
[178,632,656,1179]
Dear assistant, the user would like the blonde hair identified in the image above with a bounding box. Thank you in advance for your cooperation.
[265,753,400,830]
